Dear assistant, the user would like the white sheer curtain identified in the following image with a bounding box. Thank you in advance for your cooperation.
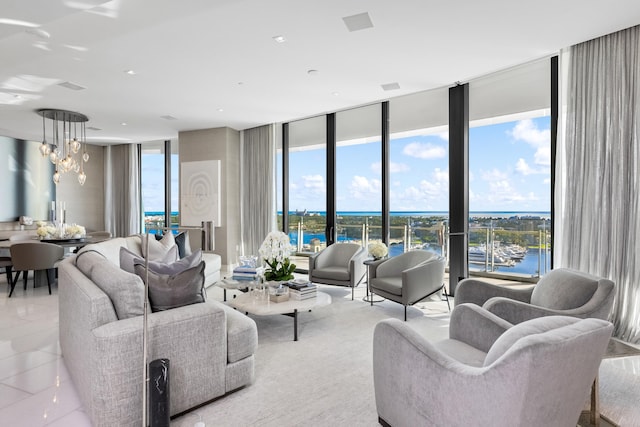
[104,144,141,237]
[240,124,275,256]
[557,25,640,342]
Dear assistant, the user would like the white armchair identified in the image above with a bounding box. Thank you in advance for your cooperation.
[369,250,447,320]
[373,304,613,427]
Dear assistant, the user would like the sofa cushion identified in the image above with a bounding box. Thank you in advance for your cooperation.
[484,315,580,366]
[134,260,205,312]
[78,236,142,265]
[434,339,487,367]
[370,277,403,296]
[76,250,145,319]
[530,269,599,310]
[312,266,350,281]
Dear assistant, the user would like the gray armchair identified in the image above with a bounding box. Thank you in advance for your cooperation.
[308,242,367,300]
[455,267,615,324]
[369,250,447,320]
[373,303,613,427]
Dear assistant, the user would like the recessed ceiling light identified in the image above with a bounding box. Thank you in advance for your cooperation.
[121,122,127,126]
[342,12,374,32]
[25,27,50,39]
[272,35,286,43]
[381,82,401,91]
[124,69,136,75]
[307,69,319,76]
[32,42,50,51]
[217,108,224,112]
[332,92,340,96]
[87,126,101,131]
[161,115,177,120]
[64,44,88,52]
[0,18,39,27]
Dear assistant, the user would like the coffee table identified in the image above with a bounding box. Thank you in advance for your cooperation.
[228,291,331,341]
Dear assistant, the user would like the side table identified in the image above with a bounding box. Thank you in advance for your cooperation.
[363,258,385,303]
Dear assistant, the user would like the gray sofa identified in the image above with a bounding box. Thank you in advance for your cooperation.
[58,236,257,427]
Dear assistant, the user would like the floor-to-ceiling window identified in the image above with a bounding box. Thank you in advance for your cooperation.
[284,116,327,270]
[389,87,450,259]
[468,59,552,279]
[336,104,382,251]
[141,139,179,233]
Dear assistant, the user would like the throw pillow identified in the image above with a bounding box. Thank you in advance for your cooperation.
[120,245,178,274]
[155,231,192,258]
[134,260,206,312]
[141,232,177,261]
[76,250,145,319]
[134,249,202,275]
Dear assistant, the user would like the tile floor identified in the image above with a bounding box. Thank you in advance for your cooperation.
[1,271,639,427]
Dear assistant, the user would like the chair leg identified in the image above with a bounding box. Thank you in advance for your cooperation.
[23,270,28,290]
[443,285,451,311]
[46,269,52,295]
[9,271,21,297]
[404,305,407,321]
[4,266,12,288]
[351,284,354,301]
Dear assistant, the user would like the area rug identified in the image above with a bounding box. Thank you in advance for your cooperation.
[171,285,451,427]
[597,356,640,427]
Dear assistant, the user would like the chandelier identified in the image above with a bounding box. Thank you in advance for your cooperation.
[36,108,90,186]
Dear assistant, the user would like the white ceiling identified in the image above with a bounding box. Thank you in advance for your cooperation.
[0,0,639,145]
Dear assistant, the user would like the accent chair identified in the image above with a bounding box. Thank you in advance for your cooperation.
[9,242,64,296]
[308,242,367,300]
[373,303,613,427]
[368,250,447,320]
[454,267,615,323]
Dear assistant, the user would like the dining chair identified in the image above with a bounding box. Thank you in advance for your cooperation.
[0,256,12,287]
[9,242,64,297]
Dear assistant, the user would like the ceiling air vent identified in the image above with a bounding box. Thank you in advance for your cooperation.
[381,82,400,91]
[343,12,374,32]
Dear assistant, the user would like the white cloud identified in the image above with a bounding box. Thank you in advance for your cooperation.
[390,168,449,209]
[302,174,324,190]
[481,168,508,181]
[509,119,551,166]
[483,179,539,204]
[371,161,410,174]
[348,175,381,199]
[402,142,447,159]
[515,158,550,176]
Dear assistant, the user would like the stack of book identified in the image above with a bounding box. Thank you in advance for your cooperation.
[231,265,262,281]
[286,280,317,300]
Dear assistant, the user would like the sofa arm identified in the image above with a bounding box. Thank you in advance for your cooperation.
[449,303,513,353]
[455,278,534,307]
[89,302,227,426]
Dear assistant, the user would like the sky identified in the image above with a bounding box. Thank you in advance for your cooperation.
[285,115,551,213]
[140,115,551,214]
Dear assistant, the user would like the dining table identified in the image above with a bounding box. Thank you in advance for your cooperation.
[0,235,109,289]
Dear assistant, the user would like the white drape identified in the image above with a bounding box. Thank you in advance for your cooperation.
[557,25,640,342]
[104,144,141,237]
[240,125,275,256]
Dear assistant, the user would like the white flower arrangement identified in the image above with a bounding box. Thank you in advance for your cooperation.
[259,231,296,281]
[368,241,388,259]
[66,224,86,237]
